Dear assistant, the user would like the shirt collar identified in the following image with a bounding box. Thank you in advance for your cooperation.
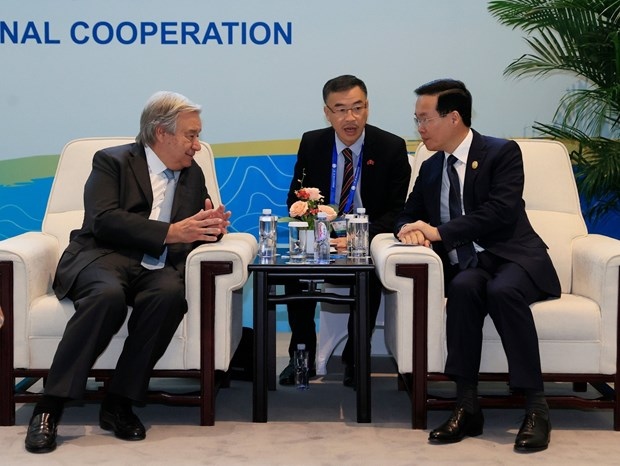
[145,145,168,176]
[335,129,365,156]
[446,129,473,165]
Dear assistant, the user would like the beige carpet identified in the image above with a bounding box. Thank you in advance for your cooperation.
[3,334,620,465]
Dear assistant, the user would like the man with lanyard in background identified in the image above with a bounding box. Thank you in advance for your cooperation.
[279,75,411,387]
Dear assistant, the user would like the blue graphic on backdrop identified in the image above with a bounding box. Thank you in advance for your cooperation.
[1,154,618,243]
[0,155,297,241]
[217,154,296,242]
[0,178,52,240]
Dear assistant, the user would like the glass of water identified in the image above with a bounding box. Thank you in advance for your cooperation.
[288,221,308,263]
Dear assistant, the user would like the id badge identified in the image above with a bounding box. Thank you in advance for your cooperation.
[331,217,347,238]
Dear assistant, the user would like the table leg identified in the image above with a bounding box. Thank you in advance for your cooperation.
[252,271,268,422]
[268,297,276,391]
[355,270,371,423]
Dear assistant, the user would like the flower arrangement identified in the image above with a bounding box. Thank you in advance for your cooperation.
[288,171,337,229]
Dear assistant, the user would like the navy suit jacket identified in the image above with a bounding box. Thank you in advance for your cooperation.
[53,142,213,299]
[287,124,411,240]
[395,130,560,297]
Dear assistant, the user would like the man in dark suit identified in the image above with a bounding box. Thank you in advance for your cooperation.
[279,75,411,387]
[395,79,560,452]
[25,91,230,454]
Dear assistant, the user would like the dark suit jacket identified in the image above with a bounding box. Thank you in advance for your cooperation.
[287,124,411,239]
[53,142,213,299]
[395,129,561,297]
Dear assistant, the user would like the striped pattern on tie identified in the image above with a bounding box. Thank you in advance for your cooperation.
[339,147,354,215]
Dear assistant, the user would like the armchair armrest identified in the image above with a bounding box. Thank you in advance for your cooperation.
[572,234,620,303]
[0,232,60,309]
[185,233,257,291]
[572,234,620,373]
[370,233,447,373]
[184,232,258,369]
[0,232,60,372]
[371,233,444,295]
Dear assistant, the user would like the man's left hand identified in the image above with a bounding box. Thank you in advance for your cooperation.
[397,220,440,246]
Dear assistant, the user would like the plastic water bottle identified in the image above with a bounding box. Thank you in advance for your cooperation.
[349,208,369,258]
[258,208,277,258]
[314,211,330,264]
[294,343,309,390]
[344,213,355,257]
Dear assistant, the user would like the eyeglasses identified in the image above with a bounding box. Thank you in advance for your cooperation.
[414,115,445,128]
[326,102,368,118]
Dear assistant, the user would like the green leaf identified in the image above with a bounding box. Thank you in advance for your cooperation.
[489,0,620,219]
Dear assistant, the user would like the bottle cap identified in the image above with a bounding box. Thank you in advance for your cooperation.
[317,212,327,219]
[262,208,272,215]
[297,343,306,350]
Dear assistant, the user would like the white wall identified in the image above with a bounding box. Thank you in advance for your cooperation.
[1,0,577,160]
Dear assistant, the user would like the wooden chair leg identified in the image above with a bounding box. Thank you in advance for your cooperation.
[0,262,16,426]
[396,263,429,430]
[200,261,233,426]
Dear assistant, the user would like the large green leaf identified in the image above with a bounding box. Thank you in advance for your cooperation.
[488,0,620,219]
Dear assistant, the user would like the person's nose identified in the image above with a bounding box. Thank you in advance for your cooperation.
[344,109,356,121]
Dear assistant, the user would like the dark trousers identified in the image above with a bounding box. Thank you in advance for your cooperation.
[45,252,187,402]
[444,251,548,391]
[286,272,382,367]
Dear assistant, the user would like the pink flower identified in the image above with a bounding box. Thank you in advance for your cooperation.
[318,204,338,221]
[289,170,335,229]
[289,200,309,218]
[296,187,323,202]
[304,187,322,201]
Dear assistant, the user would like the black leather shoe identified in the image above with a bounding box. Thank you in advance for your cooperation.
[99,405,146,441]
[279,362,316,386]
[343,364,355,388]
[514,411,551,452]
[25,412,57,453]
[429,407,484,443]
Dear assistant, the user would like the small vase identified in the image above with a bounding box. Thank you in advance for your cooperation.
[303,229,315,254]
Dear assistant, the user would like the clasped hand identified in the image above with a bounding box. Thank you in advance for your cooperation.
[166,199,231,244]
[330,236,347,251]
[397,220,440,247]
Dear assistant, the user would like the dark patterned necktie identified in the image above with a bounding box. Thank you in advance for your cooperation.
[447,155,478,269]
[339,147,354,215]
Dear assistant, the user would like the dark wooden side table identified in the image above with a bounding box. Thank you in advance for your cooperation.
[248,251,375,423]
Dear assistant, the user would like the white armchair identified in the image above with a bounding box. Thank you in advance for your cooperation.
[371,139,620,429]
[0,137,257,426]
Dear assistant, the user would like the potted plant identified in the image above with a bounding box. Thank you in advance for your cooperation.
[488,0,620,223]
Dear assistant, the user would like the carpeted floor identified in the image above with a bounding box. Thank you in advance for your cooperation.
[3,333,620,465]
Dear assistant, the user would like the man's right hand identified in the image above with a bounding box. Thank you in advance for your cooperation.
[397,223,432,247]
[165,200,231,244]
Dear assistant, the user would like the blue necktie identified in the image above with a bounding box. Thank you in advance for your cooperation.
[142,168,175,270]
[447,155,478,270]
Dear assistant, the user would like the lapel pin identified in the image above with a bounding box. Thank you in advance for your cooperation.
[472,161,478,169]
[367,159,375,166]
